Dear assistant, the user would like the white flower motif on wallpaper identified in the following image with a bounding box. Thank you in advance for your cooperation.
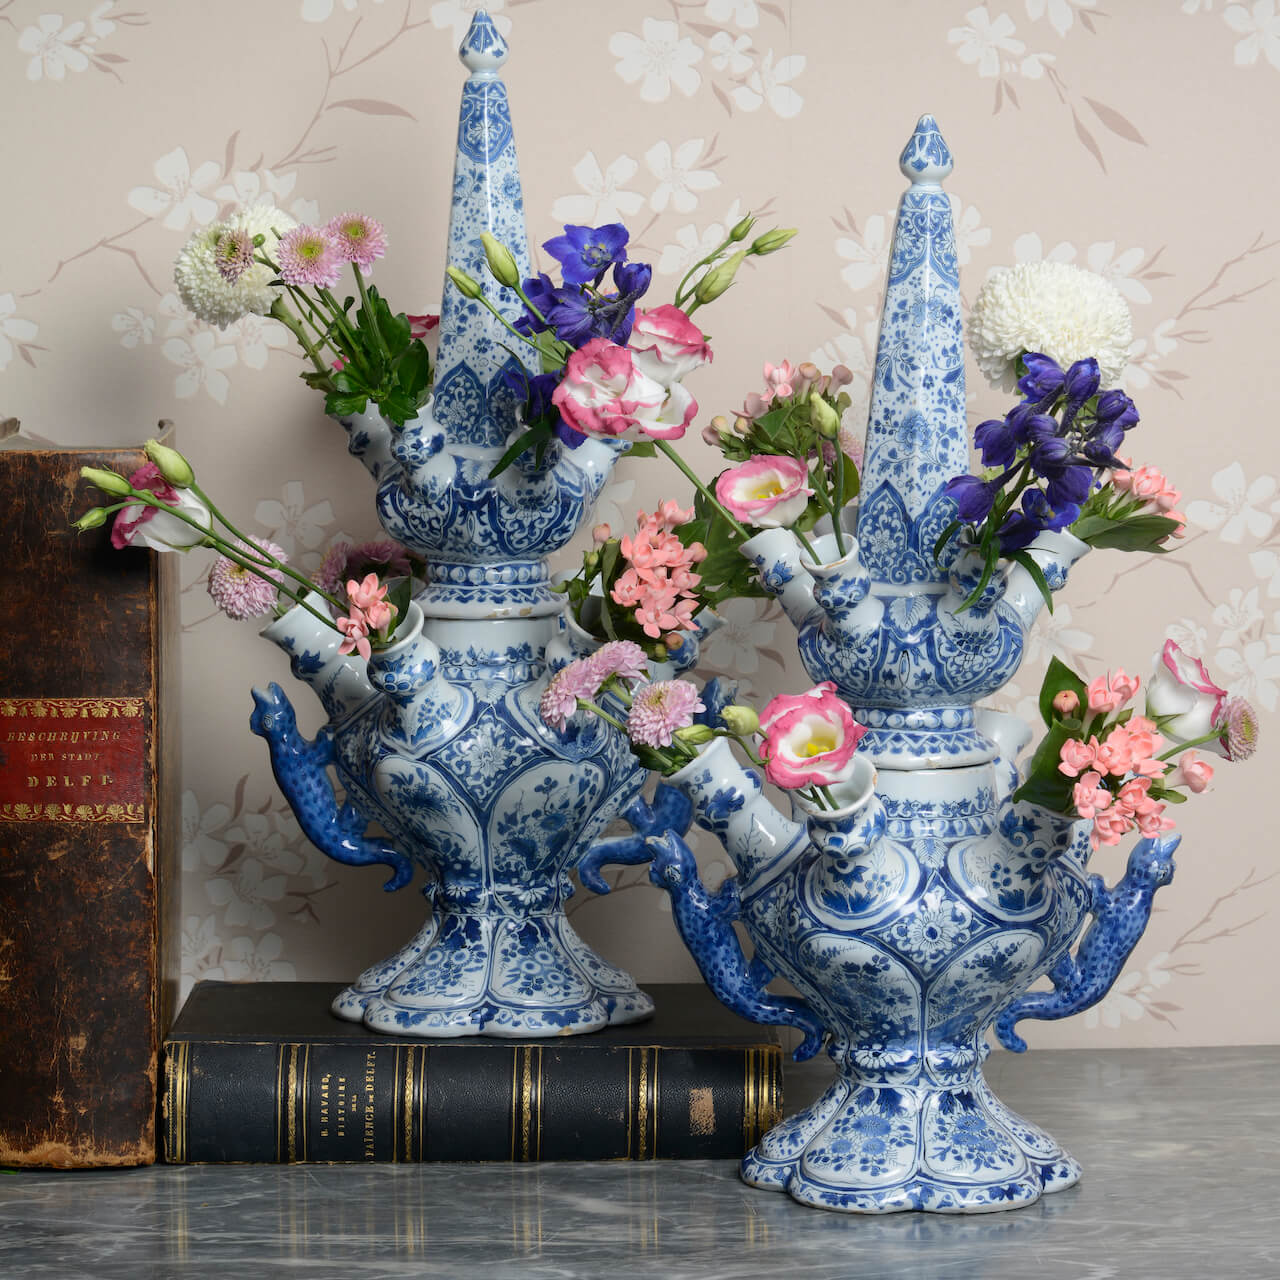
[835,212,895,295]
[610,18,703,102]
[700,598,782,680]
[206,856,288,930]
[728,48,805,118]
[1225,0,1280,68]
[551,152,644,228]
[299,0,385,23]
[16,4,141,83]
[645,138,720,213]
[162,330,237,404]
[127,146,222,232]
[0,293,41,372]
[1187,462,1278,544]
[223,933,298,983]
[255,481,336,556]
[655,199,747,277]
[110,305,154,348]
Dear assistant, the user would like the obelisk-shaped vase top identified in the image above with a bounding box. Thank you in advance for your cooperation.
[856,115,968,588]
[432,11,533,451]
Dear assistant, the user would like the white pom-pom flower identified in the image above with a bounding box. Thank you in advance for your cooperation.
[967,261,1132,391]
[174,204,297,329]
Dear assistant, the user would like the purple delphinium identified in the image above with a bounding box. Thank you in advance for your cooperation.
[543,223,630,285]
[501,366,586,449]
[522,259,652,347]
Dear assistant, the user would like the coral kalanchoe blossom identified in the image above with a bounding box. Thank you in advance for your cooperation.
[276,225,343,288]
[626,680,706,748]
[326,212,387,269]
[207,539,287,620]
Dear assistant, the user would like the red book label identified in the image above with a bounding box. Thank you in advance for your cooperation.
[0,697,147,822]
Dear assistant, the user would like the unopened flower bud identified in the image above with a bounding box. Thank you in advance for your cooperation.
[749,227,797,256]
[446,266,484,300]
[675,724,715,746]
[145,438,195,488]
[733,415,752,436]
[591,523,611,544]
[729,214,756,242]
[80,466,132,497]
[694,251,745,305]
[701,421,724,447]
[479,232,521,289]
[828,364,854,393]
[582,550,600,574]
[809,392,840,439]
[1052,690,1080,716]
[73,506,110,531]
[719,704,760,736]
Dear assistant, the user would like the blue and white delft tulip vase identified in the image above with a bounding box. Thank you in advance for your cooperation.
[249,13,655,1037]
[594,117,1177,1210]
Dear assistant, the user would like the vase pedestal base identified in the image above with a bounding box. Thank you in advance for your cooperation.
[740,1068,1080,1213]
[330,907,653,1037]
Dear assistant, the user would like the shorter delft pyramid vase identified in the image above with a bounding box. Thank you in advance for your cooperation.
[249,14,655,1038]
[590,118,1177,1212]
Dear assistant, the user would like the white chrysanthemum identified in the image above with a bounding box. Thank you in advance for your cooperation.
[173,204,297,329]
[967,261,1132,391]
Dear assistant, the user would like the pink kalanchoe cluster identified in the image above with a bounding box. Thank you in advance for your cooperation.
[335,573,397,660]
[1085,668,1141,716]
[1112,459,1186,539]
[626,680,706,748]
[610,504,708,640]
[277,225,344,289]
[325,212,387,269]
[207,538,288,621]
[742,359,854,419]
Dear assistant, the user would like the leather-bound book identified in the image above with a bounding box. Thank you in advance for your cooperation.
[164,982,782,1163]
[0,441,179,1167]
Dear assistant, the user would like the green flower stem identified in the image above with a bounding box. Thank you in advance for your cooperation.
[351,265,391,366]
[674,236,735,309]
[724,729,765,769]
[284,286,344,361]
[794,528,821,563]
[578,699,631,738]
[461,287,546,358]
[319,286,377,383]
[510,280,548,327]
[831,444,849,558]
[653,439,752,540]
[1156,729,1224,761]
[267,296,331,380]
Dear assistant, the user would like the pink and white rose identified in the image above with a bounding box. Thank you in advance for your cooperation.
[715,454,814,529]
[553,338,697,442]
[628,304,713,387]
[1145,639,1229,756]
[758,682,867,789]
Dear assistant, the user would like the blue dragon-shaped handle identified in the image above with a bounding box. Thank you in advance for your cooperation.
[995,834,1179,1052]
[249,682,414,892]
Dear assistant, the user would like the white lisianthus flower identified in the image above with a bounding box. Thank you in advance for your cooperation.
[967,261,1132,391]
[174,204,297,329]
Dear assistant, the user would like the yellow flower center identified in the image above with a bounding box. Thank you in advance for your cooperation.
[750,478,784,500]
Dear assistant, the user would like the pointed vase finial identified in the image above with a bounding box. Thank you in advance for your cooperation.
[432,9,532,450]
[855,115,967,586]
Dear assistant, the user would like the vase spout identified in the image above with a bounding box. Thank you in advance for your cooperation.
[741,528,821,629]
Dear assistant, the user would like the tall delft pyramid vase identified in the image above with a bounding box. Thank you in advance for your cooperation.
[595,118,1176,1211]
[251,13,653,1037]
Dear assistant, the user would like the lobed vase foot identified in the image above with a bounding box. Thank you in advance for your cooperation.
[331,909,653,1037]
[741,1069,1080,1213]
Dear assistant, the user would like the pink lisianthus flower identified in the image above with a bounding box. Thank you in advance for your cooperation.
[110,462,212,552]
[626,679,705,748]
[628,305,713,387]
[758,683,867,790]
[1145,640,1229,755]
[715,455,814,529]
[276,225,344,288]
[207,538,287,621]
[325,212,388,269]
[336,612,372,661]
[538,657,602,732]
[1085,668,1141,717]
[408,314,439,341]
[1168,751,1214,794]
[552,338,697,442]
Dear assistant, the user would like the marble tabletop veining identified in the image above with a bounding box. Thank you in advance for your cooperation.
[3,1046,1278,1280]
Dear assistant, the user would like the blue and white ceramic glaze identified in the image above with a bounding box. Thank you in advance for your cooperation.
[251,13,653,1037]
[590,116,1177,1211]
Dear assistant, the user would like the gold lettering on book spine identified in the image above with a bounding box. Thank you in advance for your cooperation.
[286,1045,300,1163]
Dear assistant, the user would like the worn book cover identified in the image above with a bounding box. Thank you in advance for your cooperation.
[0,445,179,1167]
[164,981,783,1163]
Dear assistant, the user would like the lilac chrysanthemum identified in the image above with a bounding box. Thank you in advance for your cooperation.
[314,541,352,596]
[214,226,255,284]
[347,538,412,579]
[538,658,602,732]
[326,212,388,269]
[587,640,649,685]
[626,680,705,748]
[207,539,287,621]
[277,225,343,288]
[1221,696,1259,761]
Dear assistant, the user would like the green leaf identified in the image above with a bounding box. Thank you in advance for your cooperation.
[1010,548,1054,616]
[837,453,861,507]
[387,578,413,628]
[394,340,432,398]
[933,519,961,561]
[487,424,544,479]
[324,390,369,417]
[1038,656,1088,729]
[953,543,998,614]
[1070,512,1181,552]
[377,389,417,427]
[627,440,656,459]
[1011,719,1077,812]
[332,369,362,394]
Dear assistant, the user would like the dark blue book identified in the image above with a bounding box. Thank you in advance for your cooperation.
[163,982,781,1163]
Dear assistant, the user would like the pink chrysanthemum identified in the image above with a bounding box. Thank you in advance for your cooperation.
[326,212,388,269]
[214,226,255,284]
[587,640,649,685]
[314,541,352,596]
[1221,696,1259,761]
[207,539,287,621]
[626,680,705,748]
[277,225,343,288]
[538,658,601,732]
[346,538,413,580]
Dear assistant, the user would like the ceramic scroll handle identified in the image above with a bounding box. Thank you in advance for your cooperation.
[645,830,828,1063]
[995,834,1179,1052]
[249,682,414,892]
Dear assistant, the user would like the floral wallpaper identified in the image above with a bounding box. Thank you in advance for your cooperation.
[4,0,1278,1048]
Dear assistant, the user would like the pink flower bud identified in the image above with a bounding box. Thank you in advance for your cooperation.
[592,523,611,544]
[1052,689,1080,716]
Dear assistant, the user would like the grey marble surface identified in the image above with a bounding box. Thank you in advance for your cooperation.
[3,1045,1277,1279]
